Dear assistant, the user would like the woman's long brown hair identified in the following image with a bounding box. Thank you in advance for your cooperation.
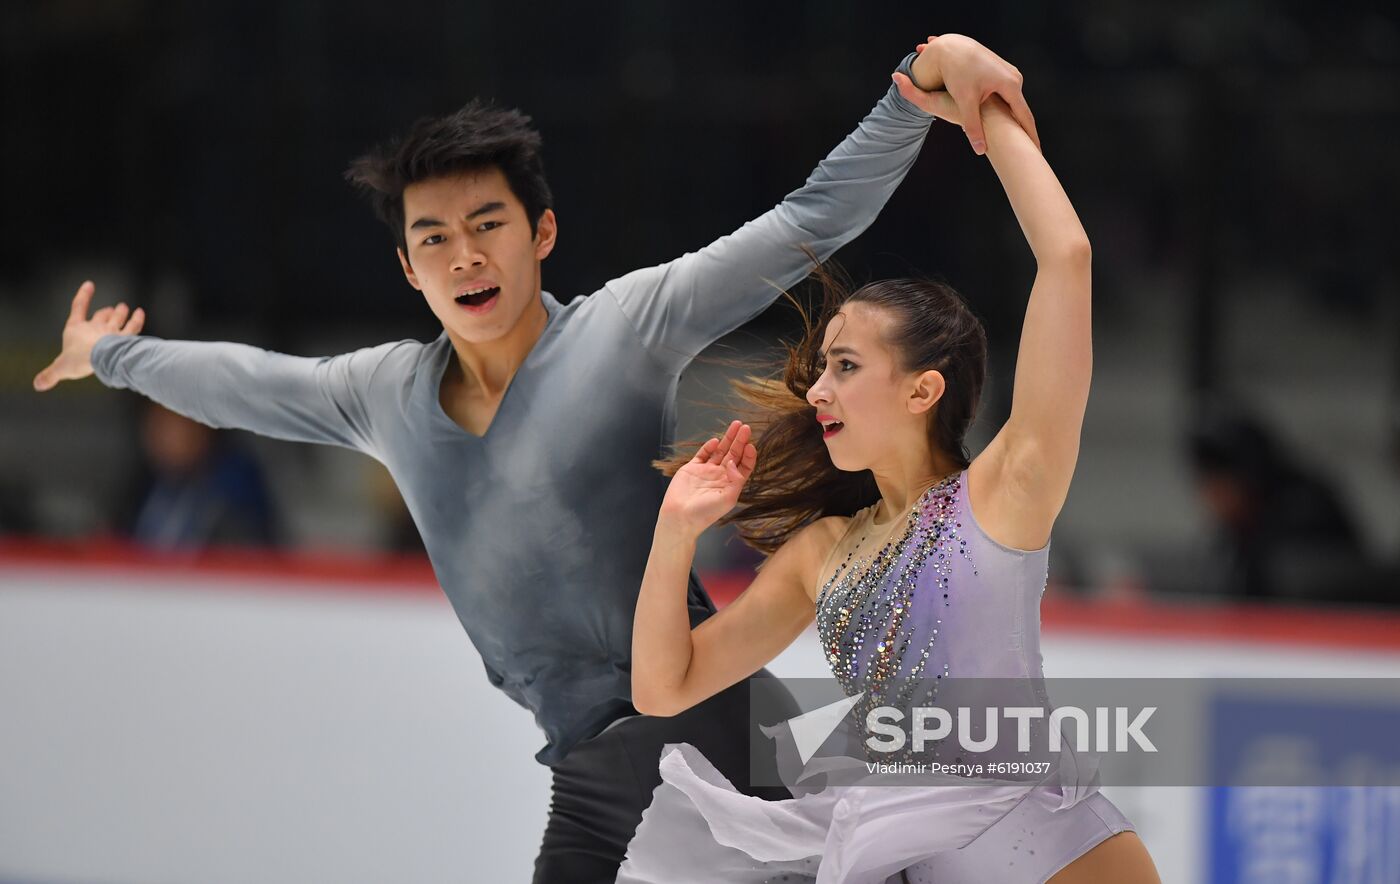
[655,257,989,556]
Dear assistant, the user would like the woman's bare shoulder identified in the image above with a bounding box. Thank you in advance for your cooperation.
[770,514,858,602]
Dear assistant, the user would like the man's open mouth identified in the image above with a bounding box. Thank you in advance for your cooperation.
[455,286,500,308]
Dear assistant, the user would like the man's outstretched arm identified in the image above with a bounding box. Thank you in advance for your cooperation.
[34,281,391,457]
[603,35,1035,373]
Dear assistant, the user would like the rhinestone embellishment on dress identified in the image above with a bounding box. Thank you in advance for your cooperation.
[815,473,974,720]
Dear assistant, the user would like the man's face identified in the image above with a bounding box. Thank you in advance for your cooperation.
[397,167,556,345]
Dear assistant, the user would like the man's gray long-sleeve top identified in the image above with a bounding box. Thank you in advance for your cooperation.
[92,59,934,765]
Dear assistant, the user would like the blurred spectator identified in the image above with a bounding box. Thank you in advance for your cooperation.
[1166,403,1382,604]
[118,402,278,551]
[0,480,36,537]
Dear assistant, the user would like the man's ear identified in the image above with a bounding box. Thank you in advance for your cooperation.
[908,369,947,416]
[534,208,558,261]
[397,247,421,291]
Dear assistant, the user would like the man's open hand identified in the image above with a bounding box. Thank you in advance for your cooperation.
[33,281,145,392]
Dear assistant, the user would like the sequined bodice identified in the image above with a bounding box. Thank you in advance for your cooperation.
[814,470,1053,713]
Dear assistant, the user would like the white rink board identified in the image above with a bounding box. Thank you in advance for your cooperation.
[4,563,1399,883]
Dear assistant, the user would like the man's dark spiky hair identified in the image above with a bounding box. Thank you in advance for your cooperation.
[345,99,553,256]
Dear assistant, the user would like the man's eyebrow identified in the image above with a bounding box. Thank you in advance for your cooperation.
[465,200,506,220]
[409,201,507,230]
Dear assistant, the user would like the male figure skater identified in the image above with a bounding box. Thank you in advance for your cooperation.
[34,35,1037,882]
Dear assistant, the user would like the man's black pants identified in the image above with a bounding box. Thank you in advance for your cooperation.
[530,670,797,883]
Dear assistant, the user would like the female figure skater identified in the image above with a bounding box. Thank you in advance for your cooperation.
[617,82,1161,881]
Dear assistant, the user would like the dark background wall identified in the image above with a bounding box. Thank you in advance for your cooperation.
[11,2,1391,338]
[4,0,1397,604]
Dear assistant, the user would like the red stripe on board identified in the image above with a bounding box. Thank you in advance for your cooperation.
[0,537,441,596]
[711,577,1400,652]
[1037,592,1400,652]
[2,539,1398,652]
[697,573,1400,653]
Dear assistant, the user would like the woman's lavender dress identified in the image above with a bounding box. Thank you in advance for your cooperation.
[617,470,1135,884]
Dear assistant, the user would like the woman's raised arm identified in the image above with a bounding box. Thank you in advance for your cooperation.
[631,421,823,717]
[980,95,1093,523]
[898,86,1092,533]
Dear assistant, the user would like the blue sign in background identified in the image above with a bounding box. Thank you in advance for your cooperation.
[1207,688,1400,882]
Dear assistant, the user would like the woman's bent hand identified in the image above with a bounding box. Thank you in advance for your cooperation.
[657,420,758,539]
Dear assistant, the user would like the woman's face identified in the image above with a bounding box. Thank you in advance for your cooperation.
[805,303,938,472]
